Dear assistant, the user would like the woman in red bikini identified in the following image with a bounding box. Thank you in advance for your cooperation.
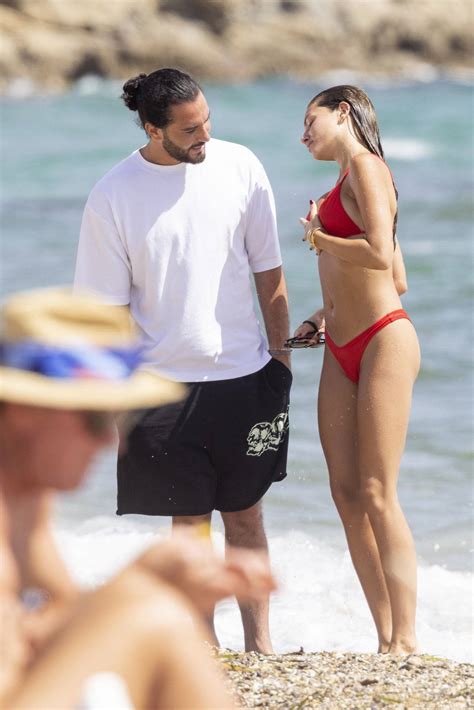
[296,85,420,655]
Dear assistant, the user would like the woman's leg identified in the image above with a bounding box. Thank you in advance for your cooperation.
[7,568,236,709]
[357,319,420,654]
[318,348,392,650]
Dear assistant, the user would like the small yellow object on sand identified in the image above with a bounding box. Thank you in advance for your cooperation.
[194,522,212,539]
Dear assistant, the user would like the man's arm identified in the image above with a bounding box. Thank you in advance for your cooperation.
[254,266,291,369]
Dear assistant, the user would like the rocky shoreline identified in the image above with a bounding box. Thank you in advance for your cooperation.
[217,649,473,709]
[1,0,473,95]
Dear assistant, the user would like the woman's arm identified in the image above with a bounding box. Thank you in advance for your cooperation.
[392,238,408,295]
[306,155,396,270]
[293,308,325,339]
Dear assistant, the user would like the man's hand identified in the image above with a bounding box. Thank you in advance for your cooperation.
[269,351,291,370]
[135,529,277,614]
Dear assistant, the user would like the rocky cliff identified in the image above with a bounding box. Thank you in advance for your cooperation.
[0,0,472,93]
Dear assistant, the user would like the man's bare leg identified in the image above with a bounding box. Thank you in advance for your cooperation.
[221,501,273,654]
[172,513,219,646]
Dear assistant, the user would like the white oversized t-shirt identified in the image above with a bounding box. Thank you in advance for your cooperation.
[74,138,282,382]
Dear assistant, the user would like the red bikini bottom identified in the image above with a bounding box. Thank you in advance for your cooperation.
[325,309,410,383]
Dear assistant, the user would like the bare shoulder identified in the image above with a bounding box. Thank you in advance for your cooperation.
[349,153,392,195]
[351,152,389,178]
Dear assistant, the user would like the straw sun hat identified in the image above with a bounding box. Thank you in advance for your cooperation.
[0,288,185,411]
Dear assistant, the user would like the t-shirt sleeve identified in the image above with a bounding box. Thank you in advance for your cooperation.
[74,193,132,305]
[244,156,282,274]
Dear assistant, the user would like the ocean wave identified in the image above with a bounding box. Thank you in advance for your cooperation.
[318,64,442,89]
[54,522,473,663]
[72,75,123,97]
[3,71,472,102]
[383,138,434,160]
[400,240,436,254]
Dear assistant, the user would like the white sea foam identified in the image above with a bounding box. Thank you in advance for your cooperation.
[400,240,436,255]
[4,77,39,99]
[55,520,473,664]
[73,75,122,96]
[383,138,434,161]
[317,65,442,89]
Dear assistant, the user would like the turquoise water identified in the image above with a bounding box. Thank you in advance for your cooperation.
[1,78,473,656]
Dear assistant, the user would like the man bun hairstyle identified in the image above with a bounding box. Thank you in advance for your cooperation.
[121,68,202,130]
[121,73,147,112]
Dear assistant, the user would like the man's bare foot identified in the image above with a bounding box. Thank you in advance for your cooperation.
[378,641,391,654]
[245,637,273,654]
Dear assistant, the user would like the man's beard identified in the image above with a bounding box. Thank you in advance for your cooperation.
[162,132,206,164]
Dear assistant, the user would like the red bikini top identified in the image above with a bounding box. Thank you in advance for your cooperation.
[318,170,364,238]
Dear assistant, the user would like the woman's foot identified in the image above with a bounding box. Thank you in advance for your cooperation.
[388,638,419,656]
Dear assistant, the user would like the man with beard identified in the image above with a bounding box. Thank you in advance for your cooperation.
[75,67,291,653]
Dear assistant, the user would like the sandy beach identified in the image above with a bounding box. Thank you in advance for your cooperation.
[217,649,474,709]
[2,17,472,700]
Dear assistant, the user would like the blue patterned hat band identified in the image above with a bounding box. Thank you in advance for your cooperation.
[0,340,143,381]
[0,288,185,410]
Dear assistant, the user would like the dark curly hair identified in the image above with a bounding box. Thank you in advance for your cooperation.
[121,67,201,129]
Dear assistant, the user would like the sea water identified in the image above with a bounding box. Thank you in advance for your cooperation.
[1,77,472,661]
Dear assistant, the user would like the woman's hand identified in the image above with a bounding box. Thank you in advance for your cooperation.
[293,308,325,345]
[299,200,324,254]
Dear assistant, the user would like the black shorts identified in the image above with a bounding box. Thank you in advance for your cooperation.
[116,358,292,516]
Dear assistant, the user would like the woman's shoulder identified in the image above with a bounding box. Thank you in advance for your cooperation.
[348,153,392,189]
[351,151,388,169]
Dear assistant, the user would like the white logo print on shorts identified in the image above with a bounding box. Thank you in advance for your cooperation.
[246,412,289,456]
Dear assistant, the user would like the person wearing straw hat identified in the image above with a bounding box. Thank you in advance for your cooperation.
[0,287,275,708]
[0,286,185,624]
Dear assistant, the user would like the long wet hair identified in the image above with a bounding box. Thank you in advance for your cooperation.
[121,67,201,130]
[310,85,398,241]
